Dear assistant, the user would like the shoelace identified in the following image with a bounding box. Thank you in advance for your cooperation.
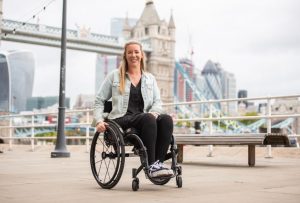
[149,160,161,171]
[158,162,169,170]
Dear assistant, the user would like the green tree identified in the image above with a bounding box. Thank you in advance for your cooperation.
[240,112,259,125]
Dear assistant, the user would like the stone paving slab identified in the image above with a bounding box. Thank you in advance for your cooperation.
[0,145,300,203]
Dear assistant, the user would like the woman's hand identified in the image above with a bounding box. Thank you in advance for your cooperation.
[149,112,159,119]
[96,121,109,132]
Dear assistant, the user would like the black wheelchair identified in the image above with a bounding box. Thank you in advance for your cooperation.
[90,101,182,191]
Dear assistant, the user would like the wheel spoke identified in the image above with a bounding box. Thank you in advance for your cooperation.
[103,156,111,182]
[97,159,103,178]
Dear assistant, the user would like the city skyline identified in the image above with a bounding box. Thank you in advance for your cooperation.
[1,0,300,106]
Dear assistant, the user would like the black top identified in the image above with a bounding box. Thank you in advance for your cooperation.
[126,79,144,115]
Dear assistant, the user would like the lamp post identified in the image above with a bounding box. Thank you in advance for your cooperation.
[51,0,70,158]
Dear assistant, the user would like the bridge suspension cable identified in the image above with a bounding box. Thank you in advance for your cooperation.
[2,0,57,38]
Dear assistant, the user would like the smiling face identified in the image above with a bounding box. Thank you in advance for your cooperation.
[125,43,143,69]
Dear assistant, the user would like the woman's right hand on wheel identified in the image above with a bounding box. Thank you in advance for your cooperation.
[96,121,108,132]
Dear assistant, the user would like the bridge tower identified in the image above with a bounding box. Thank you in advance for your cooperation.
[128,0,176,103]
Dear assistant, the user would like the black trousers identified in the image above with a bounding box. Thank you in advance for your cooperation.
[114,113,173,164]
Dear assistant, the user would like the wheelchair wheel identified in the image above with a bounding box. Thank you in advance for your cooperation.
[90,124,125,189]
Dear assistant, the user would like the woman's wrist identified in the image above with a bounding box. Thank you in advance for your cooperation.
[149,112,159,119]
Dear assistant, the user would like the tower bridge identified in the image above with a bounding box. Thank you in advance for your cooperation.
[1,19,152,55]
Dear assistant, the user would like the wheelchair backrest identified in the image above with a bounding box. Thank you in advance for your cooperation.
[104,101,112,113]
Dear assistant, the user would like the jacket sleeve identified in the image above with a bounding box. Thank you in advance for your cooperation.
[149,75,164,114]
[92,71,114,126]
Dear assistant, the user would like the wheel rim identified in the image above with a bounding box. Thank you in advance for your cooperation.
[90,125,125,188]
[97,133,119,184]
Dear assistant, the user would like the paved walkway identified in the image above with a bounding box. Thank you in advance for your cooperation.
[0,145,300,203]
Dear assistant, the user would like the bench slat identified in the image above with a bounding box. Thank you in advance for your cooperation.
[174,135,264,145]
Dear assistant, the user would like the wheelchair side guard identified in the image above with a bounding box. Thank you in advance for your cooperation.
[263,133,290,147]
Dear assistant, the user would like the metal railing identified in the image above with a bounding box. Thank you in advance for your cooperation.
[0,109,93,152]
[0,94,299,154]
[165,94,300,156]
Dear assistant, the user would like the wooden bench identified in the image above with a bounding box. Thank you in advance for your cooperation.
[174,133,289,167]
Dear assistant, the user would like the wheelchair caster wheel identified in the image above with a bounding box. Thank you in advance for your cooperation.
[176,176,182,188]
[132,178,139,191]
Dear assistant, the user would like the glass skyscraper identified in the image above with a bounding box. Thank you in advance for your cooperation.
[201,60,236,114]
[110,17,137,37]
[0,50,35,113]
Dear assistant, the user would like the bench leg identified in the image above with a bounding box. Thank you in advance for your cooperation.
[248,145,255,167]
[177,144,183,163]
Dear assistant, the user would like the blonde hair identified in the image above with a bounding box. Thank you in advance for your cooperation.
[119,41,146,94]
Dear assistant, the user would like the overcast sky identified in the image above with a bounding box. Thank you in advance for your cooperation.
[2,0,300,106]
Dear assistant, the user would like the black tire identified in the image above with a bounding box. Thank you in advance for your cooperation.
[176,176,182,188]
[90,124,125,189]
[132,178,139,191]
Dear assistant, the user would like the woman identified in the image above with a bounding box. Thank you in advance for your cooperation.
[93,41,173,178]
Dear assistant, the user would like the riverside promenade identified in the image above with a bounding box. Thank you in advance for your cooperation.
[0,145,300,203]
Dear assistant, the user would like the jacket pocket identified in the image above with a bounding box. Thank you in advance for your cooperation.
[112,81,120,96]
[144,83,153,103]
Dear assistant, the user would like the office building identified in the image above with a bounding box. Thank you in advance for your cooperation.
[26,96,70,111]
[201,60,236,114]
[0,50,35,113]
[73,94,94,109]
[95,55,120,94]
[174,58,195,102]
[110,17,137,37]
[221,70,237,114]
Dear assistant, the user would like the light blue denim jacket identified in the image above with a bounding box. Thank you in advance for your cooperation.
[93,69,164,126]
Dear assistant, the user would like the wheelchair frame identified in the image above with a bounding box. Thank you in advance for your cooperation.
[90,118,182,191]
